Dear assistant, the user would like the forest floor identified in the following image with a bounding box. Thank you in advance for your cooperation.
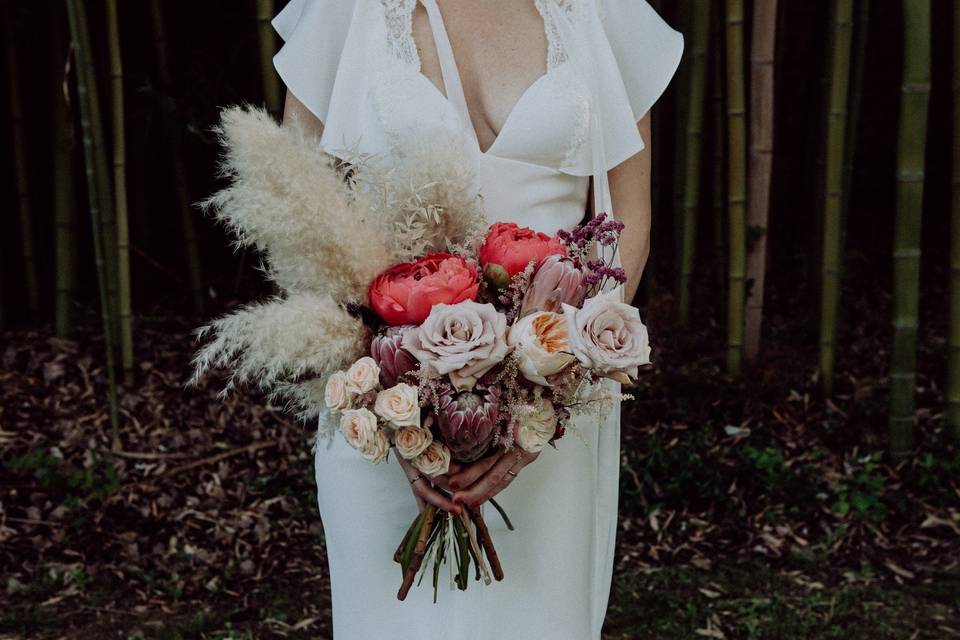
[1,269,959,639]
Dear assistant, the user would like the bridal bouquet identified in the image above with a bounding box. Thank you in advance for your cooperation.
[191,105,650,602]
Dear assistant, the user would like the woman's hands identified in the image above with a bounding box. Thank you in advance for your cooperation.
[397,446,540,513]
[397,456,462,515]
[446,448,540,509]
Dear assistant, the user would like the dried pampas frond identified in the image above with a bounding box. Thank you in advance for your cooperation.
[346,128,488,261]
[200,105,397,304]
[191,291,369,397]
[268,378,330,423]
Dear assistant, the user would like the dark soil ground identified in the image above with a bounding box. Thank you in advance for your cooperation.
[1,262,958,639]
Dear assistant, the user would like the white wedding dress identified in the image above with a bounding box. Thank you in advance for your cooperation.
[271,1,682,638]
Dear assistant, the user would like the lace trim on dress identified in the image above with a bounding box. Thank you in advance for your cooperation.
[382,0,419,65]
[535,0,576,69]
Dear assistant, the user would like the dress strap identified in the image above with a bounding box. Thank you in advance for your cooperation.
[418,0,474,139]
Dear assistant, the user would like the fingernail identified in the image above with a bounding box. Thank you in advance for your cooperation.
[452,496,461,505]
[449,481,460,490]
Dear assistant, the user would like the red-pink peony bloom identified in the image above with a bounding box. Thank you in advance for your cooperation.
[478,222,566,287]
[370,325,419,387]
[435,386,501,463]
[369,253,479,326]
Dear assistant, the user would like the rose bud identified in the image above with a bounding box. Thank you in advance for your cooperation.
[479,222,565,288]
[371,326,418,387]
[435,386,501,463]
[369,253,479,326]
[519,254,589,317]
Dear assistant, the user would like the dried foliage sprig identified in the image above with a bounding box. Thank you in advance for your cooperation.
[341,129,487,261]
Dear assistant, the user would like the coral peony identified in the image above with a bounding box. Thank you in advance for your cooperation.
[369,253,479,326]
[478,222,565,287]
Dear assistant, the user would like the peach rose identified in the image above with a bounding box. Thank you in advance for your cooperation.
[508,311,577,386]
[393,426,433,460]
[345,357,381,394]
[373,383,420,428]
[324,371,352,411]
[513,398,558,454]
[412,441,452,477]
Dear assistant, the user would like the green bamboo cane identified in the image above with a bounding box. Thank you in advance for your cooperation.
[889,0,930,460]
[743,0,778,361]
[66,0,120,442]
[256,0,282,117]
[52,12,79,337]
[947,0,960,438]
[106,0,134,385]
[677,0,710,326]
[3,10,41,320]
[842,0,871,227]
[725,0,747,376]
[818,0,855,395]
[150,0,205,315]
[711,5,726,297]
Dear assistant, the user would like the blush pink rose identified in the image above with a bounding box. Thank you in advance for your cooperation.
[369,253,479,326]
[478,222,566,287]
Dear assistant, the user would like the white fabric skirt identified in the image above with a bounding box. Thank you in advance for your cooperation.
[314,388,621,640]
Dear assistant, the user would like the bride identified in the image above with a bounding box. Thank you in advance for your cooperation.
[271,0,682,637]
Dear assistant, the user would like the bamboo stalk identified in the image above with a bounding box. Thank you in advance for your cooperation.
[710,4,726,297]
[677,0,711,326]
[842,0,871,227]
[256,0,282,117]
[149,0,205,315]
[743,0,778,361]
[818,0,855,395]
[3,8,41,320]
[52,10,79,337]
[725,0,747,376]
[106,0,134,385]
[66,0,121,442]
[889,0,930,460]
[950,0,960,438]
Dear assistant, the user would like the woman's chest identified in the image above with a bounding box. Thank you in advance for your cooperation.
[367,0,590,168]
[410,0,549,152]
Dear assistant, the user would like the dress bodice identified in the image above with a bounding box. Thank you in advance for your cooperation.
[272,0,683,234]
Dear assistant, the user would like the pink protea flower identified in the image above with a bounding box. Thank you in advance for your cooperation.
[435,386,501,463]
[519,254,589,318]
[371,325,418,387]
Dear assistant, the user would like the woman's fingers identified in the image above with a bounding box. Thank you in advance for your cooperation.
[412,477,460,514]
[398,456,459,514]
[452,451,532,508]
[446,451,504,490]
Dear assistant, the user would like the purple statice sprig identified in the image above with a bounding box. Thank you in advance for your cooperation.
[558,212,627,293]
[557,212,625,263]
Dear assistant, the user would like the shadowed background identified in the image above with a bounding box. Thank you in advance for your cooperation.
[1,0,958,638]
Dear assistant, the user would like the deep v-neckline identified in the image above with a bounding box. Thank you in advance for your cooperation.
[413,0,552,155]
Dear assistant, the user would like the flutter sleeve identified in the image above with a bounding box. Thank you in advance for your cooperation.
[600,0,685,122]
[559,0,684,174]
[272,0,358,124]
